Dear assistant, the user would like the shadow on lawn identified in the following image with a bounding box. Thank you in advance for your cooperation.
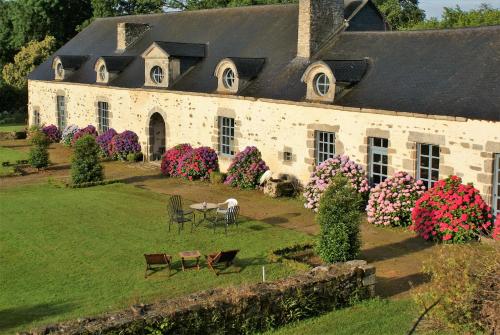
[0,302,76,332]
[120,174,165,185]
[261,213,301,225]
[377,272,431,298]
[360,237,433,263]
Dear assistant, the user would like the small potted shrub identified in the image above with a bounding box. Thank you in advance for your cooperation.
[42,124,61,143]
[303,155,369,212]
[160,143,192,177]
[224,146,269,189]
[366,171,426,227]
[410,176,495,243]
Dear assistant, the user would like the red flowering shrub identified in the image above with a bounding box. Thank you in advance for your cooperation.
[176,147,219,180]
[494,214,500,240]
[161,144,192,177]
[411,176,494,243]
[224,146,269,189]
[72,125,98,146]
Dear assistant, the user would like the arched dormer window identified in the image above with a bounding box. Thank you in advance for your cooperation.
[52,55,88,81]
[301,61,336,102]
[214,57,265,94]
[94,56,134,84]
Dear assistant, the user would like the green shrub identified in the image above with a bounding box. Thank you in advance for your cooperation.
[209,171,225,184]
[28,130,49,169]
[126,152,143,162]
[71,135,103,185]
[316,175,362,263]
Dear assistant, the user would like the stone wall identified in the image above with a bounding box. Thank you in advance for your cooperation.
[28,80,500,206]
[24,261,375,335]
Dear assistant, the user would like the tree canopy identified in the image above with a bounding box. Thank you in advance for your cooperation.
[373,0,425,30]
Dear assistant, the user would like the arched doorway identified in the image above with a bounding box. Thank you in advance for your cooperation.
[149,112,166,161]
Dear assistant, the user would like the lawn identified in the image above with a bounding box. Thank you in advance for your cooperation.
[0,183,311,334]
[0,123,26,132]
[0,146,28,176]
[265,298,420,335]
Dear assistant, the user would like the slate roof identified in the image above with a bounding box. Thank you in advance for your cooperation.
[29,2,500,121]
[99,56,135,72]
[153,41,206,58]
[228,58,266,80]
[57,55,88,70]
[324,60,368,83]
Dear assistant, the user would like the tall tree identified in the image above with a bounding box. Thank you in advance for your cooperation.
[165,0,294,11]
[373,0,425,30]
[91,0,165,17]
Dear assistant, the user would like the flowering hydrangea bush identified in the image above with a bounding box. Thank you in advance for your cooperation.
[493,214,500,240]
[95,128,117,158]
[303,155,369,212]
[42,124,61,143]
[71,125,98,146]
[410,176,494,243]
[366,171,426,227]
[176,146,219,180]
[109,130,141,160]
[161,144,193,177]
[224,146,269,189]
[60,124,79,146]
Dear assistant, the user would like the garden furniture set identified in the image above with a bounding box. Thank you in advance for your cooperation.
[144,249,239,278]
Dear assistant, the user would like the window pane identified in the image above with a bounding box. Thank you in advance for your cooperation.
[382,165,388,175]
[432,145,440,157]
[420,168,428,179]
[432,158,439,169]
[421,156,429,168]
[373,164,381,174]
[431,169,439,180]
[373,153,381,163]
[421,144,429,155]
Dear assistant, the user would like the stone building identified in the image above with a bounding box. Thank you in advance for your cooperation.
[28,0,500,215]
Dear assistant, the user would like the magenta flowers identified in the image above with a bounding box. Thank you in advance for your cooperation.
[224,146,269,189]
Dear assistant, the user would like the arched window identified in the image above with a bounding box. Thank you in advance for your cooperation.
[314,73,330,96]
[56,63,64,77]
[223,68,235,89]
[98,65,107,81]
[150,66,164,84]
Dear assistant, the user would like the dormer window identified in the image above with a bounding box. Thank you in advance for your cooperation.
[314,73,330,96]
[142,41,206,88]
[302,59,368,103]
[94,56,134,84]
[150,66,164,84]
[214,57,265,94]
[52,55,88,81]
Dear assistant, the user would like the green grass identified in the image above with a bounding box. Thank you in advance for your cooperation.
[264,298,419,335]
[0,146,28,176]
[0,123,26,132]
[0,183,311,334]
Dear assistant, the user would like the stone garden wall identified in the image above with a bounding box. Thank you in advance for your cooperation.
[24,261,375,335]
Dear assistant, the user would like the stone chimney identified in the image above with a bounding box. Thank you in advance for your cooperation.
[117,22,150,52]
[297,0,345,58]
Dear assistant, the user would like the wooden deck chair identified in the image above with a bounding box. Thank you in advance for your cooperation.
[144,253,172,278]
[205,249,239,276]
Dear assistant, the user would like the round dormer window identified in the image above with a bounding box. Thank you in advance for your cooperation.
[56,63,64,77]
[150,66,164,84]
[223,68,235,89]
[99,65,107,81]
[314,73,330,96]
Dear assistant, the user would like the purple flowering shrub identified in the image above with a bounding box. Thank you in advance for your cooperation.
[303,155,369,212]
[366,171,426,227]
[61,124,79,146]
[224,146,269,189]
[96,128,118,158]
[42,124,61,143]
[161,144,193,177]
[176,146,219,180]
[72,125,98,146]
[109,130,141,160]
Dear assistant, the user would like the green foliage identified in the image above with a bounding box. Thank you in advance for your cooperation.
[165,0,295,11]
[316,175,362,263]
[28,130,50,169]
[2,36,57,90]
[209,171,225,184]
[410,4,500,30]
[126,151,143,162]
[374,0,425,30]
[71,135,104,184]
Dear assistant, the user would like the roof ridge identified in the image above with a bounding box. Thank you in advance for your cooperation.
[94,3,297,21]
[343,24,500,35]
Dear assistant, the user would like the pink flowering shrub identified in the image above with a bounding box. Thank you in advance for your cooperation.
[366,171,426,227]
[95,128,117,158]
[109,130,141,160]
[303,155,369,212]
[161,144,193,177]
[71,125,98,146]
[176,147,219,180]
[224,146,269,189]
[410,176,494,243]
[42,124,61,143]
[493,214,500,240]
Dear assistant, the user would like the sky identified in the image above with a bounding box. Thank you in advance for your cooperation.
[419,0,500,18]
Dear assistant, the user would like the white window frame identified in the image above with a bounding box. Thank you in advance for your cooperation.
[417,143,440,189]
[98,101,109,132]
[494,153,500,217]
[219,116,235,156]
[57,96,66,130]
[33,110,40,126]
[314,73,330,96]
[150,66,164,84]
[368,137,389,185]
[223,68,235,89]
[315,131,335,164]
